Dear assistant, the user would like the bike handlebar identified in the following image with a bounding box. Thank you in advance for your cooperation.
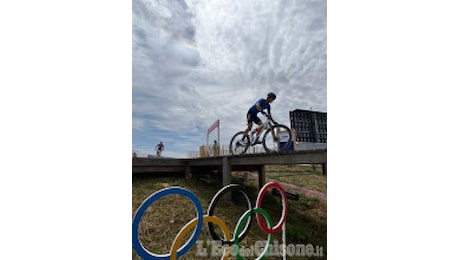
[261,113,280,125]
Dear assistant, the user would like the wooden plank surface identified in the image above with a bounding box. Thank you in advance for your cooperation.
[132,150,326,173]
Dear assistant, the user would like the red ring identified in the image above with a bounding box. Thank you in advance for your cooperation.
[255,182,288,234]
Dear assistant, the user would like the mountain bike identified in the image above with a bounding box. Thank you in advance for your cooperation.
[229,115,292,155]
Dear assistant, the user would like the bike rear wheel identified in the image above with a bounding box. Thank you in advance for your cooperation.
[262,124,292,153]
[229,131,250,155]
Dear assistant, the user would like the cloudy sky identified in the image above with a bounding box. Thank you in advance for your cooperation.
[132,0,327,158]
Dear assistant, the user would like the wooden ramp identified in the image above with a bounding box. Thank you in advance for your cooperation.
[132,150,326,188]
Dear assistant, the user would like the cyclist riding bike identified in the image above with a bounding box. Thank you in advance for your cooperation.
[155,141,164,158]
[240,92,277,145]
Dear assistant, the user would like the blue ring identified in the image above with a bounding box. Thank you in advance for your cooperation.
[132,187,204,259]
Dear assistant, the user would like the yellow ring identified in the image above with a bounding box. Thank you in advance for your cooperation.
[170,215,231,260]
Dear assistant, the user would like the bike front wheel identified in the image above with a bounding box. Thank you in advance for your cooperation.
[229,131,250,155]
[262,124,292,153]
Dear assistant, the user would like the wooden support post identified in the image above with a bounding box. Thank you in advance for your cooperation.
[258,165,266,190]
[222,156,231,186]
[222,156,232,200]
[321,163,327,175]
[185,162,191,179]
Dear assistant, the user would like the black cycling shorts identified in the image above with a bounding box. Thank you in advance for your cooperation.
[247,111,261,124]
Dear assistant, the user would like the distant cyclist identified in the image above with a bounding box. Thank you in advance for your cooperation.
[155,141,164,158]
[240,92,276,144]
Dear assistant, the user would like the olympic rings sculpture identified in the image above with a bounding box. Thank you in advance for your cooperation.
[132,181,288,260]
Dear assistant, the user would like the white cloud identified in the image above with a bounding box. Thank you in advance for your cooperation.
[133,0,327,157]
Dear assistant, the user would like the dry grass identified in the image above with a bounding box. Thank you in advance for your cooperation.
[265,164,327,194]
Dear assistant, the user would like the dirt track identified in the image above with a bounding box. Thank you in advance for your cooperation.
[240,172,327,201]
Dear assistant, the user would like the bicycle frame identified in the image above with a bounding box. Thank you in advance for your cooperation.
[251,118,278,145]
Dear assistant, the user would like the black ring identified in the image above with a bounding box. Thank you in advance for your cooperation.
[207,184,253,245]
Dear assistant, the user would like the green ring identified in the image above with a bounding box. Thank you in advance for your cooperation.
[233,208,273,260]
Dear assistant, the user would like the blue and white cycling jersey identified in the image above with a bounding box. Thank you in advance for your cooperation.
[248,98,271,114]
[246,98,271,124]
